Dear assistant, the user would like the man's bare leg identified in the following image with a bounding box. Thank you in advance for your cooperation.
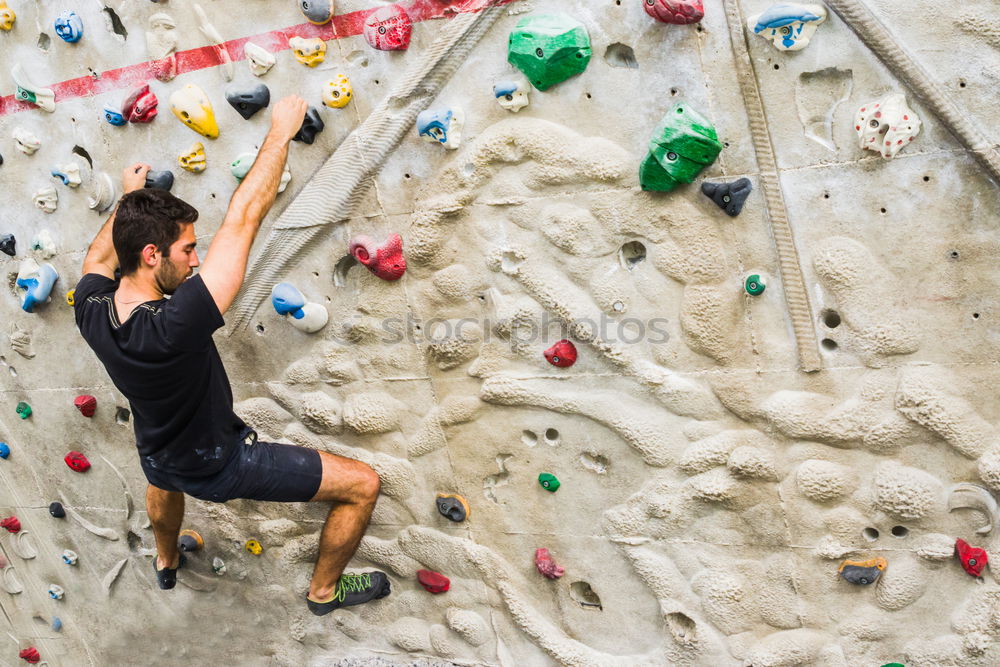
[307,452,381,600]
[147,485,185,570]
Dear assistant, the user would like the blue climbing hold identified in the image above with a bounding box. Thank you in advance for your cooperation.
[54,11,84,43]
[103,103,126,126]
[0,443,9,459]
[17,263,59,313]
[51,617,62,632]
[271,282,306,319]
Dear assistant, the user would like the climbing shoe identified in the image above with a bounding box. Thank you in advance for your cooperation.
[153,553,187,590]
[306,571,391,616]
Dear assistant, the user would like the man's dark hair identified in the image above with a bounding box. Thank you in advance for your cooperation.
[113,189,199,275]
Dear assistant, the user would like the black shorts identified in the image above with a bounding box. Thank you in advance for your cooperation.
[141,431,323,503]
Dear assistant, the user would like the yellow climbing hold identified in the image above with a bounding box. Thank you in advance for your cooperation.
[289,36,326,67]
[178,142,207,173]
[65,289,75,307]
[0,1,15,31]
[169,84,219,139]
[245,539,263,555]
[322,74,353,109]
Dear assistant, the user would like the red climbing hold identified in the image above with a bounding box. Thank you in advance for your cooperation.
[363,5,412,51]
[123,83,158,123]
[534,548,565,579]
[417,569,450,594]
[643,0,705,25]
[544,340,577,367]
[956,538,988,577]
[1,517,20,533]
[64,451,91,473]
[73,395,97,417]
[349,234,406,281]
[18,647,40,664]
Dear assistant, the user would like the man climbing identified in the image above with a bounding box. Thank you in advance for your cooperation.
[73,95,390,615]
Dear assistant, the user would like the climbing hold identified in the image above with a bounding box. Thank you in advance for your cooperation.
[230,152,291,192]
[30,231,56,260]
[947,483,998,536]
[0,443,9,459]
[363,5,412,51]
[293,106,325,144]
[748,3,827,51]
[103,104,127,126]
[49,503,65,519]
[0,1,14,31]
[147,13,179,82]
[534,548,565,579]
[349,233,406,281]
[270,283,329,333]
[144,170,175,191]
[544,339,577,367]
[178,529,204,552]
[244,42,276,77]
[64,451,91,473]
[538,473,561,492]
[88,172,117,212]
[1,234,15,256]
[13,127,41,155]
[169,84,219,139]
[47,584,64,600]
[11,64,55,112]
[51,618,62,632]
[66,290,75,306]
[245,539,263,555]
[61,550,78,566]
[322,75,353,109]
[956,538,988,577]
[744,274,766,295]
[640,103,722,191]
[226,82,270,120]
[417,108,464,150]
[838,557,887,585]
[436,494,470,522]
[417,569,450,594]
[54,11,84,43]
[301,0,334,25]
[73,395,97,417]
[507,14,592,91]
[15,402,31,419]
[178,142,207,173]
[51,163,82,188]
[1,517,21,533]
[289,36,327,67]
[212,557,227,575]
[18,648,39,664]
[122,84,159,123]
[855,93,921,159]
[643,0,705,25]
[701,178,752,217]
[494,77,531,112]
[16,260,57,313]
[33,187,58,214]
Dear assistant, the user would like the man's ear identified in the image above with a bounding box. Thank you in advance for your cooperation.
[140,243,160,268]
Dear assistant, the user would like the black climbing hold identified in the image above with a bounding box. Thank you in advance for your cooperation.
[436,494,470,522]
[144,170,175,191]
[49,502,65,518]
[225,82,271,120]
[0,233,15,257]
[701,177,753,217]
[293,106,325,144]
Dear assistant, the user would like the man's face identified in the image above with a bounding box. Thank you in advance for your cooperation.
[155,223,199,295]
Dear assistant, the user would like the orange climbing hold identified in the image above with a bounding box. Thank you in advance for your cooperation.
[179,529,204,552]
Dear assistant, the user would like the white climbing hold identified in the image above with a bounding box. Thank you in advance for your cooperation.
[192,3,234,81]
[13,127,41,155]
[88,172,116,212]
[855,92,921,159]
[244,42,275,77]
[33,187,58,214]
[11,63,55,112]
[52,163,82,187]
[31,230,57,258]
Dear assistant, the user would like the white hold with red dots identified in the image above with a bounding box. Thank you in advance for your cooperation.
[855,93,921,159]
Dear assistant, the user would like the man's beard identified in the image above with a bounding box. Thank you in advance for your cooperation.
[155,258,187,295]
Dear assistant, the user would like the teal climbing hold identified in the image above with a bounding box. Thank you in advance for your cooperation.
[744,274,766,295]
[639,103,723,192]
[507,14,591,91]
[538,473,560,492]
[15,402,31,419]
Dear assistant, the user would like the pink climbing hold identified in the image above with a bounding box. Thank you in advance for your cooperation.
[349,234,407,281]
[64,451,91,473]
[417,569,450,594]
[123,83,158,123]
[73,395,96,418]
[363,5,412,51]
[534,548,565,579]
[18,647,40,664]
[643,0,705,25]
[1,516,21,533]
[544,340,577,367]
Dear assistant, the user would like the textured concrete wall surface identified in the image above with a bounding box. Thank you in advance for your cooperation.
[2,0,1000,665]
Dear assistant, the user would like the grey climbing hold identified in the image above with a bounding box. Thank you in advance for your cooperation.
[0,233,14,256]
[225,82,271,120]
[293,106,325,144]
[144,170,175,191]
[300,0,334,25]
[48,502,65,518]
[436,494,470,522]
[701,178,753,217]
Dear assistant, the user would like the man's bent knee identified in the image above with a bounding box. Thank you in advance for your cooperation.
[312,452,382,504]
[359,463,381,504]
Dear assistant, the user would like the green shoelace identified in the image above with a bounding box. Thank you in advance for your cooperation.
[334,573,372,602]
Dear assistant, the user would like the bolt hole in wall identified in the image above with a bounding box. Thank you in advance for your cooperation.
[670,87,679,96]
[950,250,960,259]
[570,581,603,610]
[880,207,887,214]
[115,407,130,425]
[891,525,909,537]
[821,310,841,328]
[863,527,879,541]
[256,324,265,335]
[821,338,838,351]
[973,312,980,320]
[544,428,559,445]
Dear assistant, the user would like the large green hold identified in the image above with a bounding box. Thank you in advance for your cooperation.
[508,14,591,91]
[640,103,723,192]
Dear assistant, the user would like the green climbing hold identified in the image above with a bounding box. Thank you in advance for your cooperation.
[744,274,766,295]
[15,402,31,420]
[538,472,560,492]
[639,103,723,192]
[507,14,591,91]
[880,664,905,667]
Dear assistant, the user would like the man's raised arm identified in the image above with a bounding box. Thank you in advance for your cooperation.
[198,95,308,316]
[81,163,151,279]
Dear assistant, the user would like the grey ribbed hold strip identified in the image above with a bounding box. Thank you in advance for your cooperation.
[723,0,823,372]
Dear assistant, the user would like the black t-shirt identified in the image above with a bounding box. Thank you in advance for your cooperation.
[74,273,247,477]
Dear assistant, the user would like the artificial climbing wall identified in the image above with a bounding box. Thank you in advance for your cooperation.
[2,0,1000,665]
